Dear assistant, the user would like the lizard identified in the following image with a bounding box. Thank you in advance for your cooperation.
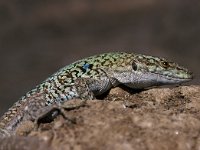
[0,52,193,137]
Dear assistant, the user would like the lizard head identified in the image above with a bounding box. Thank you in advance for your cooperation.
[106,52,193,89]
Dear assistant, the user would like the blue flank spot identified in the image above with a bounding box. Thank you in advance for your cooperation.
[83,63,90,70]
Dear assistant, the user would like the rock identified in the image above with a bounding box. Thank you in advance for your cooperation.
[8,85,200,150]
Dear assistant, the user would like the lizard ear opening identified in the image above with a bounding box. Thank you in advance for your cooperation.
[132,62,138,71]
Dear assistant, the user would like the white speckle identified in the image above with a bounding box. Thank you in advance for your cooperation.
[175,131,179,135]
[122,104,127,108]
[24,106,29,111]
[17,115,21,120]
[68,91,75,95]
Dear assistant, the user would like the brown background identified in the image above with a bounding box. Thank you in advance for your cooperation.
[0,0,199,115]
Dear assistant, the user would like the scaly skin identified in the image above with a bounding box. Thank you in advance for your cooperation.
[0,52,193,136]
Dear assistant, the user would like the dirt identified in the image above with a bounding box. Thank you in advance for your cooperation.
[0,85,200,150]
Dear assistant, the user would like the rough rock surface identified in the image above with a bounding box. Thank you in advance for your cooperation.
[1,85,200,150]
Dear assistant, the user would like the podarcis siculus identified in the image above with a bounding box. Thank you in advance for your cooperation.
[0,52,193,137]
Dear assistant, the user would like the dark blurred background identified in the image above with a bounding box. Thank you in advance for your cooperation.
[0,0,199,115]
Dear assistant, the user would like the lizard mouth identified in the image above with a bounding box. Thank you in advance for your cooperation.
[156,72,193,83]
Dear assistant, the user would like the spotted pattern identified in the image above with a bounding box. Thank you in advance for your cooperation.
[0,52,192,130]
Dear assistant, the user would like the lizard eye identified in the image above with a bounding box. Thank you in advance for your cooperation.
[161,61,169,68]
[132,62,137,71]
